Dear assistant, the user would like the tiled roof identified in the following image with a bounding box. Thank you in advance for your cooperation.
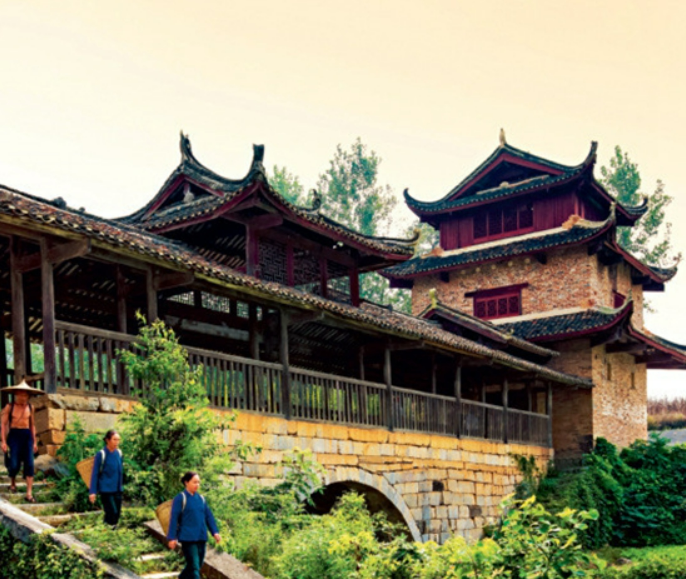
[382,218,612,279]
[404,140,648,223]
[496,302,633,342]
[418,295,557,359]
[119,135,416,258]
[0,184,592,388]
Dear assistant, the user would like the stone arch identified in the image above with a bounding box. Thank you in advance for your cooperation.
[315,466,422,542]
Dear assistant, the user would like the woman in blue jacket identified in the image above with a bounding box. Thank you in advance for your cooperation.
[89,430,124,527]
[167,471,222,579]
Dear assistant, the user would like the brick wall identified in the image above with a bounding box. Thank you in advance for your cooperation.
[412,247,599,317]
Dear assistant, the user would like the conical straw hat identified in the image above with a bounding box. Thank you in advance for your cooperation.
[0,379,43,396]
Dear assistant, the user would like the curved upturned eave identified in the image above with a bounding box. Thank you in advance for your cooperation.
[405,141,597,216]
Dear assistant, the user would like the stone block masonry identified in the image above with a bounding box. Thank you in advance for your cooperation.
[31,390,551,545]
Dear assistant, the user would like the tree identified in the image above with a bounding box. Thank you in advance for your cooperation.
[600,146,681,267]
[316,139,409,307]
[269,165,306,206]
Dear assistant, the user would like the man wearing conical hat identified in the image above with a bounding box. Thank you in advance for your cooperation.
[1,380,42,502]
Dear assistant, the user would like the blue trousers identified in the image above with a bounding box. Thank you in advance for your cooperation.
[7,429,34,478]
[180,541,206,579]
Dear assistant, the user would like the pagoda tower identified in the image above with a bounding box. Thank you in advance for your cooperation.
[384,133,686,461]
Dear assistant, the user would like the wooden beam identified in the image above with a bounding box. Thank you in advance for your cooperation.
[280,310,291,419]
[0,329,7,388]
[245,226,259,277]
[154,271,195,292]
[384,347,393,431]
[502,378,509,444]
[605,342,646,355]
[249,304,259,360]
[15,238,91,273]
[454,364,462,438]
[116,266,127,334]
[287,311,325,327]
[40,238,56,393]
[359,346,365,380]
[245,213,283,230]
[9,237,26,382]
[350,266,360,307]
[146,269,158,321]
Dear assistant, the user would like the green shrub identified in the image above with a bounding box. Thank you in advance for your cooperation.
[537,435,686,549]
[118,314,252,504]
[0,526,104,579]
[602,546,686,578]
[76,524,159,574]
[54,417,103,512]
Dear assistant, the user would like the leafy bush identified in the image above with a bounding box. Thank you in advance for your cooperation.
[54,416,103,512]
[601,545,686,578]
[0,525,104,579]
[118,315,250,504]
[76,524,159,574]
[537,435,686,549]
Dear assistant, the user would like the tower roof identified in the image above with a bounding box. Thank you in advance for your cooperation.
[404,138,648,226]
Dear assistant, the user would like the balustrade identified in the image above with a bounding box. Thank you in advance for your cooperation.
[50,321,551,447]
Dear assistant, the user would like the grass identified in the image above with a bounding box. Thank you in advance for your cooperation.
[648,396,686,431]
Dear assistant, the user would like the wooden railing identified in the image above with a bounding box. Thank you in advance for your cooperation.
[393,387,458,436]
[187,348,283,415]
[508,408,549,446]
[51,320,550,447]
[290,368,387,427]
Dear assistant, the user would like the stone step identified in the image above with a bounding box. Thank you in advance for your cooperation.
[0,481,51,491]
[38,510,102,527]
[140,573,179,579]
[16,501,66,515]
[136,553,168,562]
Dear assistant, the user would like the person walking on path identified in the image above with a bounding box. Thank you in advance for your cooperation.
[0,380,41,503]
[167,471,221,579]
[89,429,124,527]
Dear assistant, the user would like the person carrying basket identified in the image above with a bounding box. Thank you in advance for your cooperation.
[166,471,221,579]
[0,380,41,503]
[89,429,124,527]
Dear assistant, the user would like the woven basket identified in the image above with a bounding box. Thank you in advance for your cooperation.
[156,500,174,537]
[76,457,96,488]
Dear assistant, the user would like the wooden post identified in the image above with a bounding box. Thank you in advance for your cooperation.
[41,238,56,393]
[384,346,394,431]
[547,382,553,448]
[350,267,360,307]
[193,289,203,309]
[502,377,509,444]
[24,310,32,377]
[9,237,26,382]
[430,353,437,394]
[116,266,127,334]
[358,346,365,380]
[280,310,291,419]
[246,226,258,277]
[146,269,158,321]
[286,244,294,287]
[249,304,259,360]
[454,363,462,438]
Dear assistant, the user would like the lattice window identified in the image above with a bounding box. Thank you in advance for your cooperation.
[474,202,535,240]
[168,292,194,305]
[259,239,288,284]
[473,288,522,320]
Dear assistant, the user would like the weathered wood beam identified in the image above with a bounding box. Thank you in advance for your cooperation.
[9,237,26,382]
[249,304,260,360]
[146,269,158,321]
[15,239,91,273]
[350,267,360,307]
[605,342,647,355]
[40,238,56,393]
[154,271,195,292]
[163,316,249,342]
[502,378,509,444]
[116,266,127,334]
[430,353,437,394]
[454,364,462,438]
[547,382,553,448]
[280,310,291,419]
[384,347,393,431]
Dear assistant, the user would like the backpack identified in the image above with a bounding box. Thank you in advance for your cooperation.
[98,448,123,475]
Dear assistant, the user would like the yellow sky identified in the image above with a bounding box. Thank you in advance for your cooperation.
[1,1,684,397]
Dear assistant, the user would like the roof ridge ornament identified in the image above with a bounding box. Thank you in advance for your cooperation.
[429,288,438,310]
[499,128,506,147]
[179,131,198,164]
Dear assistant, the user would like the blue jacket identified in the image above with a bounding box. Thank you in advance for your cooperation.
[166,490,219,542]
[89,448,123,494]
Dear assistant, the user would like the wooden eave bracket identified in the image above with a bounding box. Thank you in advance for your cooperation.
[154,271,195,292]
[15,238,91,273]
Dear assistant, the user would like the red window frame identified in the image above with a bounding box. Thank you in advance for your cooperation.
[613,291,625,308]
[469,284,527,320]
[473,202,534,242]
